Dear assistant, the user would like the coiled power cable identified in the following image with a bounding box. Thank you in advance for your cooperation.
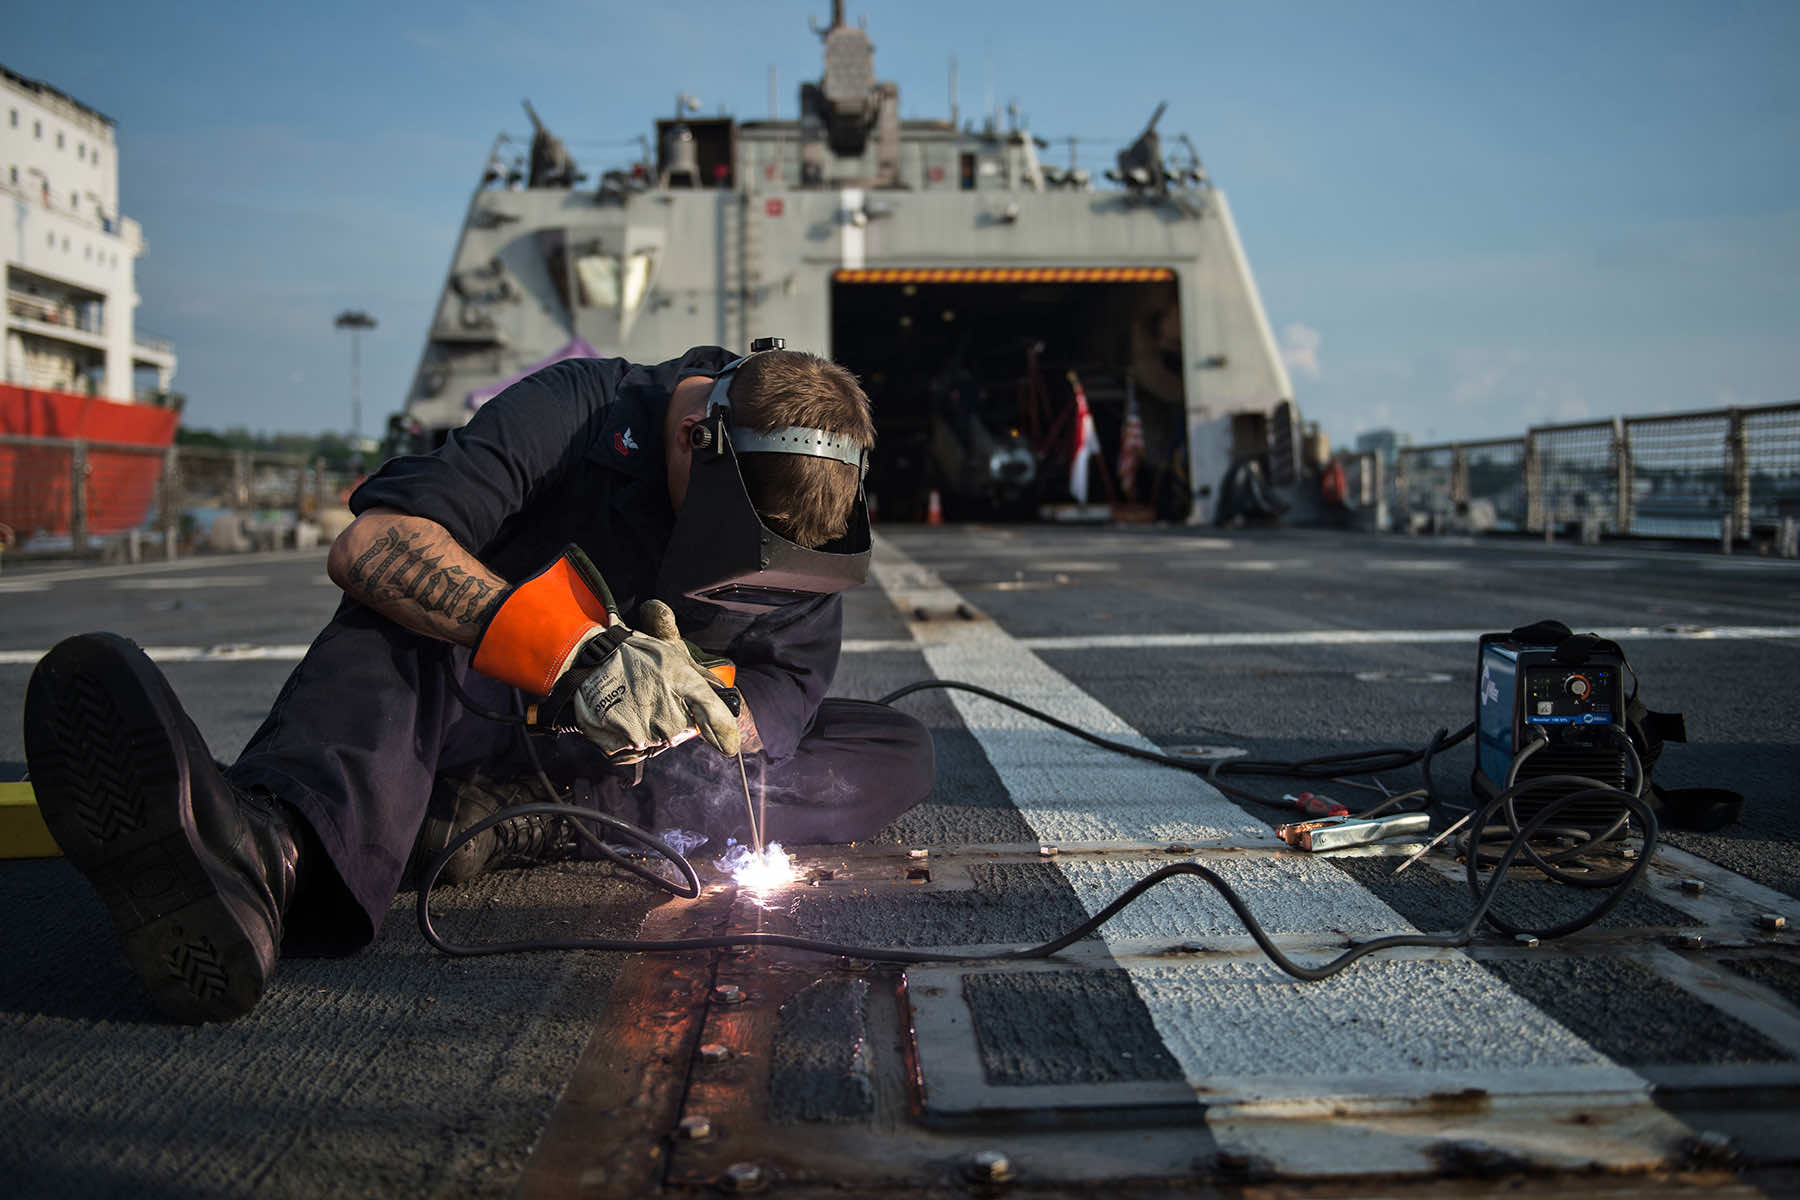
[419,675,1657,979]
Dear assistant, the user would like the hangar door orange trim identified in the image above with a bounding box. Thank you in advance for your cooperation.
[832,267,1176,284]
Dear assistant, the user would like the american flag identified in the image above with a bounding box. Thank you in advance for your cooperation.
[1067,370,1102,504]
[1117,379,1146,499]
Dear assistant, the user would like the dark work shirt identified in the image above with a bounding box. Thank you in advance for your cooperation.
[349,349,843,762]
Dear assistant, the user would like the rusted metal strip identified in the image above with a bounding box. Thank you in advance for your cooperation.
[516,883,735,1200]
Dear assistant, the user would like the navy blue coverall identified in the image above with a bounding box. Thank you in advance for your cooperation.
[225,348,933,946]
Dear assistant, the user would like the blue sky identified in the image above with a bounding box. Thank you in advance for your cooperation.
[8,0,1797,446]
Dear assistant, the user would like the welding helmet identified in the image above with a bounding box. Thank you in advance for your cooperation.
[655,338,873,612]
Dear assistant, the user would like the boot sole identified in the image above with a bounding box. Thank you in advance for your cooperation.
[23,633,269,1023]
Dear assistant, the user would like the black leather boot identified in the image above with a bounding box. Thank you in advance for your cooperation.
[23,633,301,1024]
[409,773,575,886]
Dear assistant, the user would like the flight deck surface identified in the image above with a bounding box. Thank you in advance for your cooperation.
[2,526,1797,1197]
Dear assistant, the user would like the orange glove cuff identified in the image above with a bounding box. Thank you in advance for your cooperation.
[472,550,615,696]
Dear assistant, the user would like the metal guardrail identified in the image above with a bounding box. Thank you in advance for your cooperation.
[6,288,105,337]
[0,434,357,560]
[1393,400,1800,554]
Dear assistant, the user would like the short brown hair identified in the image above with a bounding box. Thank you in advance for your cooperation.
[729,350,874,548]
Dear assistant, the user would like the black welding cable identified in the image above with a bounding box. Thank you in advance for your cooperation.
[416,778,1657,975]
[420,801,702,908]
[441,657,698,896]
[424,675,1652,977]
[444,661,524,724]
[876,678,1471,815]
[1481,731,1642,874]
[1466,777,1659,935]
[510,694,697,897]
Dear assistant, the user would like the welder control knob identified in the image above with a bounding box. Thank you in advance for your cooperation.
[1566,674,1591,699]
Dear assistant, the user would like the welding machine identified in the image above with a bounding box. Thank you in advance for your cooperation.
[1471,622,1637,835]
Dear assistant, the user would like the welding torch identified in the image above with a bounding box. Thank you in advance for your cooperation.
[681,647,765,856]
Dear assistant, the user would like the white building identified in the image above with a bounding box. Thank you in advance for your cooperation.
[1,63,175,402]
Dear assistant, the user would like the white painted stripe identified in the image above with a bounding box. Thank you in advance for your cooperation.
[6,623,1790,669]
[839,187,865,270]
[111,575,268,590]
[841,638,918,654]
[1012,624,1800,652]
[868,534,1664,1133]
[839,624,1800,655]
[0,547,325,586]
[0,644,311,666]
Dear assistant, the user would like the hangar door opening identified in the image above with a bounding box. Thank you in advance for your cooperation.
[830,269,1189,522]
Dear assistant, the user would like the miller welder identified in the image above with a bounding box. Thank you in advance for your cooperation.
[1470,622,1638,837]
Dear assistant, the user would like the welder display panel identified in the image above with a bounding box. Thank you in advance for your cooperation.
[1522,665,1619,726]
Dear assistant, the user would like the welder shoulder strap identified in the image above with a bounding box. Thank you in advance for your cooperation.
[1652,785,1744,833]
[1625,696,1744,833]
[472,546,619,697]
[1626,695,1685,771]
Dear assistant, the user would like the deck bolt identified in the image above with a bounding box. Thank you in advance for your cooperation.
[1758,913,1788,931]
[1038,845,1058,857]
[697,1042,731,1063]
[1679,877,1706,895]
[678,1115,713,1140]
[1678,933,1706,951]
[908,847,929,859]
[966,1149,1014,1184]
[719,1161,767,1192]
[1685,1129,1737,1166]
[1515,934,1540,949]
[712,984,746,1004]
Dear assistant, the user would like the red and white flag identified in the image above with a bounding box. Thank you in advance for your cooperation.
[1068,370,1102,504]
[1117,379,1145,499]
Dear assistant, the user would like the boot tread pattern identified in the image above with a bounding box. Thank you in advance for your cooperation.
[166,936,230,1001]
[41,674,157,845]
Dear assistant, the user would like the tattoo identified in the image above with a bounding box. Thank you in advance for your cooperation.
[348,527,501,631]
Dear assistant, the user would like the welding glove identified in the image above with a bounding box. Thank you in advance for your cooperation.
[471,546,740,762]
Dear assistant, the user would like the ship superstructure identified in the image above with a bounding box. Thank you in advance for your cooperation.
[397,3,1296,524]
[0,64,176,403]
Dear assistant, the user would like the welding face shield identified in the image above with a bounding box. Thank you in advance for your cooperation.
[655,340,872,613]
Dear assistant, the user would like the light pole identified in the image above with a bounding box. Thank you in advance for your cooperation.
[333,310,378,442]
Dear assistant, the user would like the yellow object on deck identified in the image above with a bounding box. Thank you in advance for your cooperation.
[0,782,62,859]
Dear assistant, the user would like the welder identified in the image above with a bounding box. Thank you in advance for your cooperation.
[22,342,935,1023]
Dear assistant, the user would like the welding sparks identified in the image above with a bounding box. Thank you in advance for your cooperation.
[716,841,796,892]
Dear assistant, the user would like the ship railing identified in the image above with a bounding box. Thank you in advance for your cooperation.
[0,436,358,564]
[1391,399,1800,554]
[6,289,107,337]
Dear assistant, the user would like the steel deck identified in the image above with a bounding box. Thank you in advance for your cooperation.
[1,525,1797,1196]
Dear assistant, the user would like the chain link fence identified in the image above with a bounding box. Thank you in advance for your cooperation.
[1394,401,1800,554]
[0,436,358,562]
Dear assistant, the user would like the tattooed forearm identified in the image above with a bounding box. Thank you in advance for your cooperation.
[329,512,508,645]
[348,529,500,628]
